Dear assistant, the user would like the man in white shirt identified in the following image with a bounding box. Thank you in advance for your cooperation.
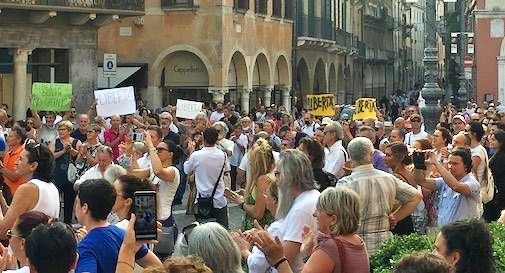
[210,103,225,123]
[301,112,320,137]
[184,127,229,228]
[74,146,120,190]
[404,114,428,146]
[322,121,348,182]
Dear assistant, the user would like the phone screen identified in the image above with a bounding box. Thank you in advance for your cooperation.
[412,151,427,170]
[134,191,157,240]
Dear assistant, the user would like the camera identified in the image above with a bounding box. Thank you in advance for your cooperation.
[412,151,427,170]
[133,132,144,142]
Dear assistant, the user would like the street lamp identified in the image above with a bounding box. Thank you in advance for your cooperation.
[420,0,444,133]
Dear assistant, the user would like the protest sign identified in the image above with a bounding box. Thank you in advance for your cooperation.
[176,99,203,120]
[305,94,335,117]
[353,98,377,120]
[94,86,136,117]
[31,82,72,111]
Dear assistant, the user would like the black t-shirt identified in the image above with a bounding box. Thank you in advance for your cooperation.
[163,131,180,145]
[71,129,87,142]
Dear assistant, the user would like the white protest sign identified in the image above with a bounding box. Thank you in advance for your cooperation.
[94,86,136,117]
[176,99,203,120]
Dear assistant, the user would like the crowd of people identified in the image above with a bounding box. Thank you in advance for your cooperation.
[0,97,503,273]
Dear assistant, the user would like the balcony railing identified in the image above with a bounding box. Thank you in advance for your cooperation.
[0,0,144,11]
[255,0,266,15]
[161,0,193,9]
[233,0,248,12]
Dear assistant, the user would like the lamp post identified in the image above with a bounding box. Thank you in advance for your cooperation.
[420,0,444,133]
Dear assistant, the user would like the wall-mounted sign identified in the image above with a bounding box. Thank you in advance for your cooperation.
[164,51,209,87]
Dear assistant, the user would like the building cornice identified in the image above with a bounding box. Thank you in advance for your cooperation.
[474,10,505,19]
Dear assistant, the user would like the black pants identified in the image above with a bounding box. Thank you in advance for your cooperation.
[59,183,76,224]
[195,206,229,229]
[230,165,238,191]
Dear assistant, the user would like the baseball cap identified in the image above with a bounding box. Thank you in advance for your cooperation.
[452,115,466,124]
[321,117,333,125]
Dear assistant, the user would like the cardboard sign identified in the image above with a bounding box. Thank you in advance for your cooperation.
[31,82,72,111]
[353,98,377,120]
[306,94,335,117]
[94,86,136,117]
[176,99,203,120]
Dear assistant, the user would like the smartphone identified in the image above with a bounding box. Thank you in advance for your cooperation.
[71,223,83,231]
[133,191,157,240]
[224,188,235,198]
[412,151,427,170]
[133,132,144,142]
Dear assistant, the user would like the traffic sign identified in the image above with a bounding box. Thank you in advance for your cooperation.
[103,53,117,78]
[464,67,472,80]
[464,56,473,68]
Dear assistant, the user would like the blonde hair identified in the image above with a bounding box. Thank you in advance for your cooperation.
[143,256,212,273]
[317,187,361,235]
[245,138,275,197]
[58,120,73,131]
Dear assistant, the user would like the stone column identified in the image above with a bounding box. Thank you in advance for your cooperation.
[263,86,273,107]
[281,86,291,111]
[13,49,30,120]
[70,47,97,115]
[498,56,505,103]
[144,86,163,110]
[209,87,228,103]
[240,88,252,114]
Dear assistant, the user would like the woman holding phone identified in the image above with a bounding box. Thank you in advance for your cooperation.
[129,132,182,230]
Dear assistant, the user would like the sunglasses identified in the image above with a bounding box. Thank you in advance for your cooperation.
[156,147,170,153]
[410,119,421,122]
[6,229,23,240]
[182,222,199,244]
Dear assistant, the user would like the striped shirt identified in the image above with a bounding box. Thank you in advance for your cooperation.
[337,164,419,255]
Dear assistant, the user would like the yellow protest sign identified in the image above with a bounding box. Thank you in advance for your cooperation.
[306,94,335,117]
[353,98,377,120]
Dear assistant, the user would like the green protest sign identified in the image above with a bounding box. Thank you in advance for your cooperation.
[31,82,73,111]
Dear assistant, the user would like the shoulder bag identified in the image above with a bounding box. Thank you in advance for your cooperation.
[196,151,226,219]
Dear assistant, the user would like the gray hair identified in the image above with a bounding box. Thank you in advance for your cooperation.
[276,149,315,219]
[326,121,344,140]
[318,187,361,235]
[213,121,229,135]
[347,137,374,164]
[173,222,244,273]
[103,165,126,184]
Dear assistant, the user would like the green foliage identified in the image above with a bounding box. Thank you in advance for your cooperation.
[489,222,505,272]
[370,233,434,273]
[371,222,505,272]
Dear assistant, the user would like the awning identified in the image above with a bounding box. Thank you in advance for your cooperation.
[97,66,141,89]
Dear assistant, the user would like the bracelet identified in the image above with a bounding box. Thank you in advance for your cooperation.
[272,257,288,269]
[117,260,134,270]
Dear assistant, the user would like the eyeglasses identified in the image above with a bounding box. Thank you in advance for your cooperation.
[6,229,23,240]
[411,119,421,123]
[156,147,170,153]
[182,222,199,244]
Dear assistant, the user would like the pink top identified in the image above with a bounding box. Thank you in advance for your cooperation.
[104,128,123,161]
[315,233,370,273]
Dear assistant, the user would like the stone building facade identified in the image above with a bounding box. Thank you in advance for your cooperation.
[98,0,293,113]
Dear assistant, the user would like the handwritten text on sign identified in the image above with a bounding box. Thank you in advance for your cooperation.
[94,87,136,117]
[306,94,335,117]
[176,99,203,120]
[353,98,377,120]
[31,82,73,112]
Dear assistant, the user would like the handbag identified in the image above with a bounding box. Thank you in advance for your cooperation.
[481,149,495,204]
[153,226,177,256]
[67,139,80,184]
[196,152,226,219]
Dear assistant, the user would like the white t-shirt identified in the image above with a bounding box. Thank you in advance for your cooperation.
[239,151,280,172]
[151,166,180,220]
[217,138,234,172]
[210,111,225,122]
[30,179,60,219]
[247,220,282,273]
[4,266,30,273]
[404,130,429,146]
[230,134,248,166]
[278,189,320,273]
[470,145,487,185]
